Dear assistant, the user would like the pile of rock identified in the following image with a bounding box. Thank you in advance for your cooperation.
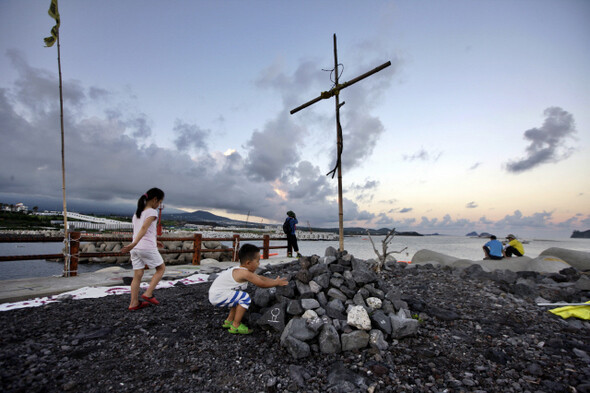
[75,240,232,265]
[246,247,419,359]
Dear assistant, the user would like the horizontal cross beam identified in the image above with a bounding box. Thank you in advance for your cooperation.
[289,60,391,115]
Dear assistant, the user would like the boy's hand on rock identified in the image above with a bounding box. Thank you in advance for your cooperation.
[275,276,289,286]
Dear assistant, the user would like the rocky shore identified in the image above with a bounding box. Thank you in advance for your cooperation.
[1,248,589,393]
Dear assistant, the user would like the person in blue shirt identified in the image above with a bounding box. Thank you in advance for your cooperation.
[285,210,302,258]
[483,235,504,260]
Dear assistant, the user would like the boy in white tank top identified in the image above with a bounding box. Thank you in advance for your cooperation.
[209,244,288,334]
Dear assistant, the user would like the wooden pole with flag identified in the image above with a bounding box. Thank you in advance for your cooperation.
[44,0,72,276]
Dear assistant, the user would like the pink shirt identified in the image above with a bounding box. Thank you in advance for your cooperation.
[132,208,159,249]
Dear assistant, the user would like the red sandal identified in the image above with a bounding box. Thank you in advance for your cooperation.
[141,294,160,305]
[128,301,150,311]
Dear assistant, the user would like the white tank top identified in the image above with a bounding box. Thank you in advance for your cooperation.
[209,267,248,294]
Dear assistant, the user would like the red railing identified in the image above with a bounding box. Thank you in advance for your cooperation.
[0,232,287,276]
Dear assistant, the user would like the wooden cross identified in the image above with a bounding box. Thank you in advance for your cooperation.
[290,34,391,251]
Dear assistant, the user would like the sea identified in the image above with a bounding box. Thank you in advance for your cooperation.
[1,235,589,281]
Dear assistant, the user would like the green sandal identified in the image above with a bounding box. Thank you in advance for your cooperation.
[222,320,233,329]
[228,323,253,335]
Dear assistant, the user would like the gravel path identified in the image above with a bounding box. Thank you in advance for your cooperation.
[1,258,589,393]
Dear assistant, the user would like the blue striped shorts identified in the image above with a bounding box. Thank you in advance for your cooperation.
[210,290,251,309]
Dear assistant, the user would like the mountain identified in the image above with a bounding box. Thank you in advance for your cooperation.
[162,210,261,228]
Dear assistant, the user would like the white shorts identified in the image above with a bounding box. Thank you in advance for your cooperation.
[130,248,164,270]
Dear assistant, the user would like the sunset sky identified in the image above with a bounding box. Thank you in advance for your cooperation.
[1,1,589,239]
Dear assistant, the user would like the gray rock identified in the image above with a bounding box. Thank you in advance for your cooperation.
[286,299,303,315]
[319,324,341,354]
[489,269,518,284]
[390,310,419,338]
[325,247,338,257]
[327,288,348,302]
[309,263,329,277]
[301,298,320,310]
[314,273,331,289]
[301,309,318,319]
[316,291,328,307]
[282,335,310,359]
[575,275,590,291]
[257,302,287,332]
[325,299,346,320]
[324,256,337,265]
[330,277,345,288]
[352,269,377,285]
[305,317,325,333]
[295,269,312,284]
[341,330,370,351]
[539,247,590,270]
[280,317,319,344]
[370,310,392,335]
[295,280,313,297]
[276,281,295,298]
[369,329,389,351]
[352,292,367,307]
[308,280,322,294]
[253,287,271,308]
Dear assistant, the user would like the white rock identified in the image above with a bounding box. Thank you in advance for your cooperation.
[347,305,372,331]
[366,297,382,310]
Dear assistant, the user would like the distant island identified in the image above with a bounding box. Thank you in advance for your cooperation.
[571,230,590,239]
[466,231,492,237]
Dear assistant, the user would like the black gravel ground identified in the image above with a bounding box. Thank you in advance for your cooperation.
[1,259,589,393]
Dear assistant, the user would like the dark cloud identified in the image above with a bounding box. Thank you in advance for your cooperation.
[466,201,478,209]
[0,50,378,227]
[505,107,577,173]
[469,162,481,170]
[399,207,413,213]
[244,113,304,181]
[403,148,442,162]
[173,120,210,152]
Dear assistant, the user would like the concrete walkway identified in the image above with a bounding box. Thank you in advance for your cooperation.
[0,256,297,304]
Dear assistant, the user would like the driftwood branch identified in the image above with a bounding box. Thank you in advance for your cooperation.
[366,228,408,272]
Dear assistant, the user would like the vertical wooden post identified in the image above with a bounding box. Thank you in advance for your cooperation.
[262,234,270,259]
[192,233,202,265]
[68,231,80,277]
[333,34,345,252]
[232,234,240,262]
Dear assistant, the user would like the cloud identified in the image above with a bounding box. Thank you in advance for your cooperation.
[0,50,379,227]
[505,107,577,173]
[403,148,443,162]
[348,179,379,203]
[469,162,481,170]
[466,201,478,209]
[399,207,413,213]
[173,120,210,153]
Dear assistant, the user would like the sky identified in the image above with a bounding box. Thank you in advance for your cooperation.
[1,0,589,239]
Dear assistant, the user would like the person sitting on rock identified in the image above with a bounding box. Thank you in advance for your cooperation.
[483,235,504,260]
[208,243,288,334]
[504,234,525,257]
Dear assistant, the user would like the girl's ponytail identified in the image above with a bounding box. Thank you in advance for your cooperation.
[135,187,165,218]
